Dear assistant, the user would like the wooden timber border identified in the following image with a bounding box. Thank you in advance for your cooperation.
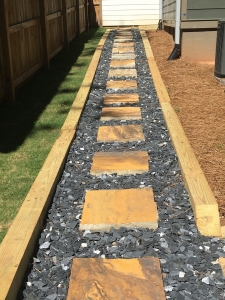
[0,29,109,300]
[140,29,222,238]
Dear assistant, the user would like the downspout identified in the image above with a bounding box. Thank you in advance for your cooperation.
[167,0,181,60]
[157,0,163,31]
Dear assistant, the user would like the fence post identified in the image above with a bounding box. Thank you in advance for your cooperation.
[0,0,15,102]
[39,0,50,69]
[85,0,89,31]
[76,0,80,36]
[62,0,69,49]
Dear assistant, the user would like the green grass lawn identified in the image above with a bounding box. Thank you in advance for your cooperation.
[0,28,106,243]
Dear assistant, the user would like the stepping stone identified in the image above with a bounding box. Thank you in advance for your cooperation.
[106,80,137,90]
[112,47,134,54]
[67,258,165,300]
[101,107,141,121]
[97,125,145,142]
[110,59,135,68]
[113,42,134,48]
[111,53,136,60]
[104,94,139,105]
[90,151,149,176]
[80,188,157,231]
[116,31,133,35]
[108,68,137,78]
[114,39,133,43]
[115,35,133,39]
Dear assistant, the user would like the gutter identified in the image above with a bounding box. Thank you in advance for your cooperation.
[167,0,181,60]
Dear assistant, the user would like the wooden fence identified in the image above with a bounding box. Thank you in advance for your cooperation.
[0,0,98,103]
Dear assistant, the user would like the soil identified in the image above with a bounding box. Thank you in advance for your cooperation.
[147,30,225,226]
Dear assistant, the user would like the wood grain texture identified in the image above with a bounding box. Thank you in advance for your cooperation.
[67,258,166,299]
[106,80,137,90]
[61,30,110,131]
[140,30,221,237]
[90,151,149,176]
[221,226,225,237]
[97,125,145,142]
[139,31,170,103]
[0,130,75,300]
[101,107,141,121]
[103,94,139,105]
[108,68,137,78]
[80,188,158,231]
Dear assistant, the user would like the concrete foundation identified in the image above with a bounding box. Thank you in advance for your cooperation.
[164,25,217,63]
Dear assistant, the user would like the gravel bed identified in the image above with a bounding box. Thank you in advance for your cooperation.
[20,29,225,300]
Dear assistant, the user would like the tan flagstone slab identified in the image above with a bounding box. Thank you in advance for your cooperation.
[116,31,132,35]
[108,68,137,78]
[80,188,157,231]
[106,80,137,90]
[115,35,133,39]
[90,151,149,176]
[110,59,135,68]
[101,107,141,120]
[114,39,133,43]
[97,125,145,142]
[111,53,136,60]
[113,42,134,48]
[104,94,139,105]
[112,47,134,53]
[67,257,166,300]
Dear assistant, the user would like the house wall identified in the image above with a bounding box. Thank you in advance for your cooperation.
[101,0,159,26]
[162,0,222,62]
[187,0,225,20]
[162,0,176,21]
[181,30,217,62]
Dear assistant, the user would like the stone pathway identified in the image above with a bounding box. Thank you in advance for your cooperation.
[20,28,225,300]
[67,29,165,298]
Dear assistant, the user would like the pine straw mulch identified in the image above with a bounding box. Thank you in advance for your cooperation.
[146,30,225,226]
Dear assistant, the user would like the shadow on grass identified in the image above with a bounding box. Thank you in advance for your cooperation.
[0,28,102,153]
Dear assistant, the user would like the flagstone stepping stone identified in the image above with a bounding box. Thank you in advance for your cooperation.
[115,35,133,39]
[103,94,139,105]
[116,31,133,35]
[101,107,141,121]
[111,53,136,60]
[108,68,137,78]
[97,125,145,142]
[80,188,157,231]
[112,47,134,54]
[90,151,149,176]
[106,80,137,90]
[110,59,135,69]
[113,42,134,48]
[114,39,133,43]
[67,258,165,300]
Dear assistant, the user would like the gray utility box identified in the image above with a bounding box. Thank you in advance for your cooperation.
[215,20,225,78]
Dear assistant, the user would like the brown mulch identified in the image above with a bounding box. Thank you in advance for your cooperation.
[146,30,225,226]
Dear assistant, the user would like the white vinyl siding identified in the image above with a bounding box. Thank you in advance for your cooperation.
[102,0,159,26]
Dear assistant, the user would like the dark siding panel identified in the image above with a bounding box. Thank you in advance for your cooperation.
[187,0,225,10]
[187,9,225,20]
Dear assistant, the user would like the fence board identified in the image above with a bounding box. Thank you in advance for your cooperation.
[0,37,5,98]
[0,0,93,103]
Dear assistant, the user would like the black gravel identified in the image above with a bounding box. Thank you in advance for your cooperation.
[19,29,225,300]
